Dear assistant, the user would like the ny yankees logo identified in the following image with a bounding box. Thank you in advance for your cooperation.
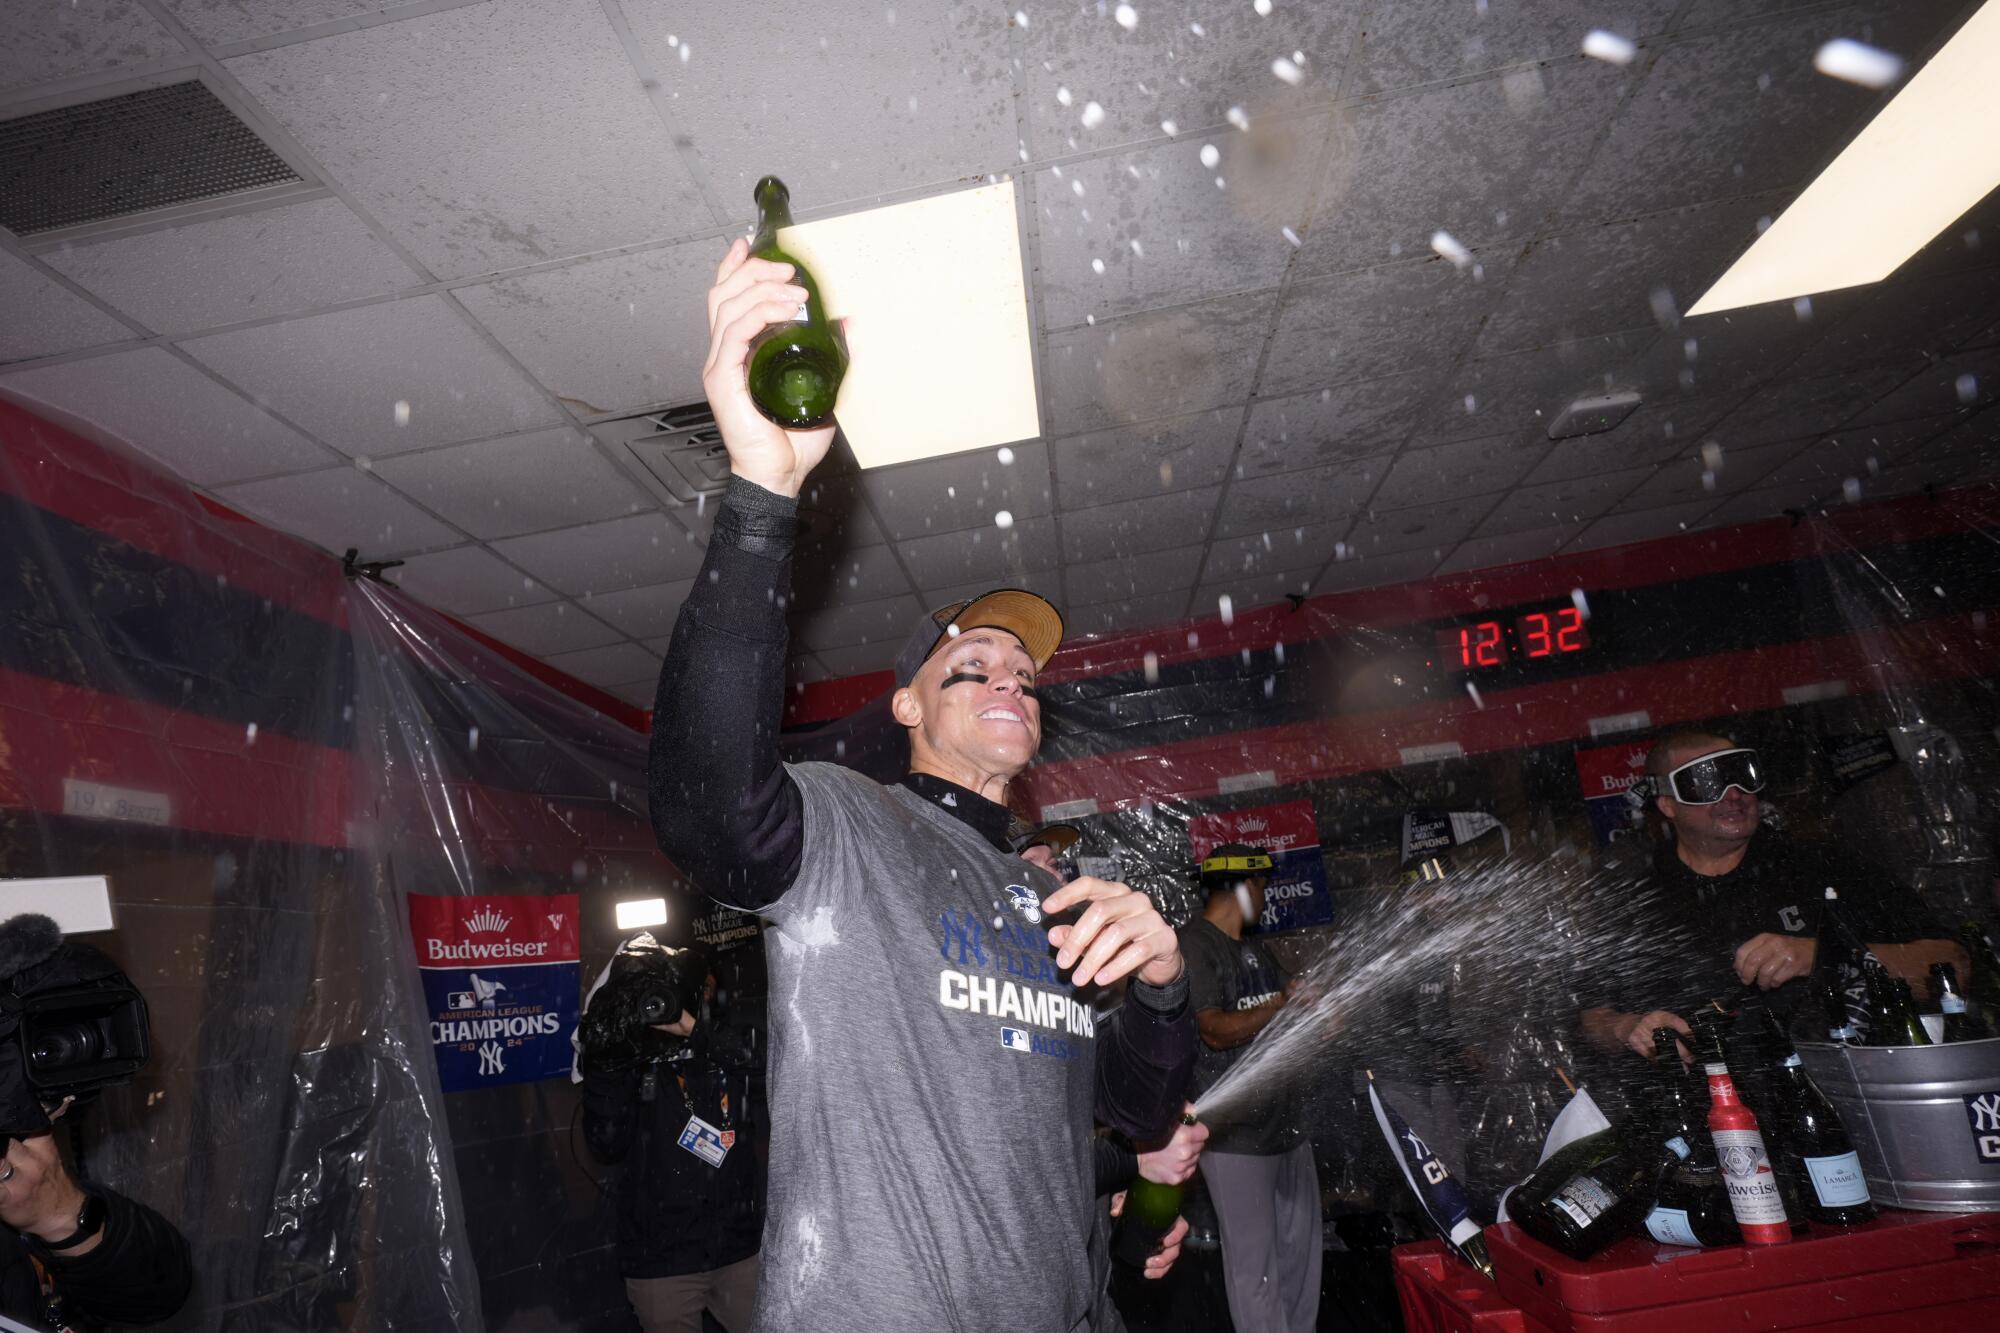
[478,1041,507,1076]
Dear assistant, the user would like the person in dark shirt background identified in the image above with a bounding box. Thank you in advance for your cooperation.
[1178,842,1320,1333]
[1582,732,1967,1063]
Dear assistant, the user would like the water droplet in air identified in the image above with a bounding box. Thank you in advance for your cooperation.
[1281,225,1302,248]
[679,42,691,63]
[1254,0,1272,15]
[1189,22,1206,37]
[1142,652,1161,684]
[1842,477,1863,502]
[1080,101,1105,130]
[1225,105,1250,131]
[1272,57,1304,85]
[1581,30,1636,65]
[997,446,1015,465]
[1115,4,1138,30]
[1199,143,1220,168]
[1570,588,1591,620]
[1056,85,1072,107]
[1649,287,1678,326]
[1219,595,1235,625]
[468,727,481,751]
[1091,257,1106,275]
[1814,38,1904,89]
[1130,238,1145,257]
[245,722,259,744]
[1793,296,1814,321]
[393,399,411,426]
[1430,230,1472,269]
[994,510,1015,529]
[1955,373,1979,404]
[1161,118,1178,136]
[1700,441,1725,471]
[1013,9,1029,27]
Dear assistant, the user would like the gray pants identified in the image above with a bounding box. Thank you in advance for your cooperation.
[625,1254,759,1333]
[1199,1144,1322,1333]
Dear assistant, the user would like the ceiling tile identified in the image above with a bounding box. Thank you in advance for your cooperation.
[792,543,915,610]
[580,579,695,640]
[1372,433,1538,511]
[1473,466,1653,538]
[216,466,462,558]
[489,511,705,596]
[1708,364,1914,449]
[1299,59,1631,275]
[1700,480,1833,527]
[798,473,888,548]
[1202,520,1346,583]
[1261,255,1505,398]
[1351,1,1681,95]
[1521,408,1714,485]
[858,442,1053,540]
[811,641,901,678]
[1214,460,1376,540]
[385,545,548,616]
[1064,591,1191,640]
[455,238,719,419]
[463,599,624,657]
[1061,486,1221,564]
[1849,348,2000,427]
[543,642,662,691]
[622,0,1015,209]
[1905,406,2000,464]
[1413,329,1652,447]
[1786,266,2000,377]
[1433,523,1582,575]
[895,518,1061,589]
[181,295,562,457]
[1477,193,1784,355]
[1053,409,1242,509]
[0,254,133,363]
[783,654,834,685]
[1239,373,1436,478]
[224,0,711,279]
[1345,495,1493,559]
[610,678,662,707]
[1633,297,1849,400]
[0,2,184,96]
[1067,545,1206,606]
[43,198,422,334]
[1612,441,1796,510]
[1569,500,1720,554]
[1193,569,1315,617]
[160,1,379,46]
[0,346,333,485]
[1562,4,1961,222]
[1756,419,1964,493]
[793,594,925,652]
[1021,2,1358,155]
[1043,290,1272,435]
[911,570,1064,607]
[1309,546,1441,595]
[1037,123,1322,327]
[371,428,649,539]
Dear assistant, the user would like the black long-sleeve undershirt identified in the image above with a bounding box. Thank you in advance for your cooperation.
[648,477,1195,1140]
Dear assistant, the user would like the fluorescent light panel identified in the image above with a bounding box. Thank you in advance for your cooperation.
[615,896,668,930]
[1686,2,2000,318]
[778,179,1040,470]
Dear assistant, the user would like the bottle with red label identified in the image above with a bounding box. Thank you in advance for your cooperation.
[1692,1013,1790,1245]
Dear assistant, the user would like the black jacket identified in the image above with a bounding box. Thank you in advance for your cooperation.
[581,1036,762,1280]
[1,1188,193,1329]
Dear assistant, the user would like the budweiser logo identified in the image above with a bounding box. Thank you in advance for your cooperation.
[465,907,512,934]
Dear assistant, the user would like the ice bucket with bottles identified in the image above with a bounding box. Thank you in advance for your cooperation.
[1797,1037,2000,1212]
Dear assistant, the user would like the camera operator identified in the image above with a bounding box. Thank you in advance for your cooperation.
[576,934,761,1333]
[0,914,192,1329]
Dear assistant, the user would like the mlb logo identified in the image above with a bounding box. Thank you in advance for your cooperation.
[1000,1027,1031,1052]
[447,991,476,1011]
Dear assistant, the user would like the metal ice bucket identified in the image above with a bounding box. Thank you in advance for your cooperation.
[1797,1037,2000,1212]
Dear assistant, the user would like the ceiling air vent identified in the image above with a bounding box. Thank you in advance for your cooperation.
[0,81,302,236]
[590,403,734,508]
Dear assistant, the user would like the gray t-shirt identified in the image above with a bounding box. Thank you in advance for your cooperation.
[740,762,1098,1333]
[1180,917,1304,1155]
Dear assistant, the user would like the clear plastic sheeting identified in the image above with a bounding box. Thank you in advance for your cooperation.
[0,404,695,1329]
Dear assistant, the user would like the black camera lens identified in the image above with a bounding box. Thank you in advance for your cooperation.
[29,1022,104,1072]
[635,991,672,1025]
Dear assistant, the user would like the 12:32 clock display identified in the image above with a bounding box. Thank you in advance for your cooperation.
[1436,606,1591,670]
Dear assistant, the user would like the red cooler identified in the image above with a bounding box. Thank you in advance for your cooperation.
[1394,1241,1554,1333]
[1487,1210,2000,1331]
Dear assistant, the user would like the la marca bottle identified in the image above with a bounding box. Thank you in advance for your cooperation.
[746,176,847,430]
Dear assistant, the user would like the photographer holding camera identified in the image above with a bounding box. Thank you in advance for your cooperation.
[576,933,761,1333]
[0,915,192,1329]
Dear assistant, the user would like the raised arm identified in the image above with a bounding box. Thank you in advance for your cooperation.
[647,239,839,909]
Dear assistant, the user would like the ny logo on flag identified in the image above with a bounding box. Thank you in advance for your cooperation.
[1968,1091,2000,1162]
[478,1041,507,1077]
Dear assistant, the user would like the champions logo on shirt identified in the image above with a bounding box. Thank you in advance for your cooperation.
[937,904,1093,1057]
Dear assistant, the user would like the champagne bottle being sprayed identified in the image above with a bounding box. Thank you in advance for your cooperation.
[1111,1111,1197,1267]
[745,176,848,430]
[1692,1013,1789,1245]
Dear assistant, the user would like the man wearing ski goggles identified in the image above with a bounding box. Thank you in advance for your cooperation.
[1584,732,1964,1061]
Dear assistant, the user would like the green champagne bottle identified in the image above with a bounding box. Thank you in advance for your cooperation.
[746,176,847,430]
[1933,962,1994,1042]
[1111,1174,1184,1267]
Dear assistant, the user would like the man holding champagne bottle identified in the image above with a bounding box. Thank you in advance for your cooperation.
[645,233,1197,1333]
[1581,732,1966,1062]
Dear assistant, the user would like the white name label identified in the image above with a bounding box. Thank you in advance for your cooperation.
[63,778,172,827]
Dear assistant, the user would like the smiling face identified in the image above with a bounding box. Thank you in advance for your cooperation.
[891,628,1043,792]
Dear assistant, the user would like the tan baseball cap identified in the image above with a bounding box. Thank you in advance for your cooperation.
[893,589,1064,687]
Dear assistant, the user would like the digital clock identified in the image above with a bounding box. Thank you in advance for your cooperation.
[1437,606,1590,670]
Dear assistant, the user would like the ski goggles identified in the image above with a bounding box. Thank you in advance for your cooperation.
[1662,747,1766,805]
